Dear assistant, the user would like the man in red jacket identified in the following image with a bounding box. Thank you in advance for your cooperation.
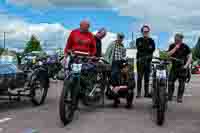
[64,20,96,56]
[63,21,97,114]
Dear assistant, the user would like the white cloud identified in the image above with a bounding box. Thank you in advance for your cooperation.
[0,21,70,49]
[115,0,200,33]
[168,31,200,47]
[6,0,52,8]
[7,0,200,33]
[0,14,117,52]
[6,0,113,8]
[0,13,69,49]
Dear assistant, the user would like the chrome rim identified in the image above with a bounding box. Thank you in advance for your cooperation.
[34,81,44,102]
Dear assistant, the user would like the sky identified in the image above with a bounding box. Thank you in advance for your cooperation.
[0,0,200,51]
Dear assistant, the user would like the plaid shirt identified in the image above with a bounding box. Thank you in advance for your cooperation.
[113,42,126,61]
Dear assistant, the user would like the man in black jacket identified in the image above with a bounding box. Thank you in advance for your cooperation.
[136,25,155,98]
[167,33,192,103]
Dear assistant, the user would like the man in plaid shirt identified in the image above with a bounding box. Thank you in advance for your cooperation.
[113,40,126,61]
[105,33,127,107]
[105,33,126,64]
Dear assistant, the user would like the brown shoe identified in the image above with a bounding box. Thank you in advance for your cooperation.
[177,97,183,103]
[125,104,133,109]
[136,93,141,98]
[112,99,120,108]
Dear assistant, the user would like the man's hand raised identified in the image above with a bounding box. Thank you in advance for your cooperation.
[175,43,181,49]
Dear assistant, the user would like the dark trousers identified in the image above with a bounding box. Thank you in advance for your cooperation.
[168,67,187,99]
[111,60,121,86]
[137,60,151,95]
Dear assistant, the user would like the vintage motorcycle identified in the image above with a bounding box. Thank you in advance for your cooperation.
[0,51,49,105]
[59,51,107,125]
[46,53,63,80]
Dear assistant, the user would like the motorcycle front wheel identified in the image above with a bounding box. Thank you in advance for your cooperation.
[59,80,75,126]
[156,79,167,126]
[31,79,48,106]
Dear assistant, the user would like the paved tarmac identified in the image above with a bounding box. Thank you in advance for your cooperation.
[0,75,200,133]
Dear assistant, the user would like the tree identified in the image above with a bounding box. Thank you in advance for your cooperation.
[192,48,198,61]
[24,35,42,53]
[159,50,172,71]
[159,50,169,59]
[129,40,136,49]
[0,48,4,55]
[193,37,200,60]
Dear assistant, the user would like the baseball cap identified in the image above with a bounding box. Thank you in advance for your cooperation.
[97,28,107,36]
[117,32,125,39]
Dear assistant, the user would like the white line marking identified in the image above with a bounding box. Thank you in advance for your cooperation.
[0,117,12,123]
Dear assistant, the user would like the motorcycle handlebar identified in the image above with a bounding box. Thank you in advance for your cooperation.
[152,57,171,65]
[65,51,110,64]
[152,56,184,65]
[153,56,183,62]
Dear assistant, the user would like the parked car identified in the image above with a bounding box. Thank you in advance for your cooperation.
[192,60,200,74]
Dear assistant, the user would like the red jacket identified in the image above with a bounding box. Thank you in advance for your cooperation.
[64,29,96,56]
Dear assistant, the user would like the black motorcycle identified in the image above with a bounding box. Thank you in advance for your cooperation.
[46,54,63,80]
[0,52,49,106]
[59,52,107,125]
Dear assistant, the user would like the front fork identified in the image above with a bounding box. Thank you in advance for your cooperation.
[152,75,168,108]
[66,75,81,110]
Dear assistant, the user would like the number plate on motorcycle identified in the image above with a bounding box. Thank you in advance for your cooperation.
[71,63,82,73]
[38,61,43,65]
[156,70,166,79]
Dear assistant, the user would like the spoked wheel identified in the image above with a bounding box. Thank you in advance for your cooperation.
[152,77,157,109]
[156,79,167,126]
[59,80,74,125]
[31,79,48,106]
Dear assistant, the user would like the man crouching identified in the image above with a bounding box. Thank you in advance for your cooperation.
[111,60,135,109]
[104,33,135,109]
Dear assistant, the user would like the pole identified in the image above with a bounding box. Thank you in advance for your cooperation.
[3,32,5,49]
[132,32,134,41]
